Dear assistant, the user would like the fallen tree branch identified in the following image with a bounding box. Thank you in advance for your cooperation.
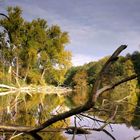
[90,45,127,103]
[90,128,116,140]
[134,135,140,140]
[98,105,118,130]
[0,45,137,139]
[28,103,93,133]
[27,45,137,134]
[95,74,137,99]
[79,113,108,124]
[0,125,31,132]
[28,73,137,134]
[66,127,91,134]
[72,116,77,140]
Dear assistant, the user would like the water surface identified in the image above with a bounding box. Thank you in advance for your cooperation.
[0,90,140,140]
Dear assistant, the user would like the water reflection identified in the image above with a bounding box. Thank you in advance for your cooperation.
[64,116,140,140]
[131,96,140,130]
[0,89,140,140]
[0,92,69,140]
[65,89,140,140]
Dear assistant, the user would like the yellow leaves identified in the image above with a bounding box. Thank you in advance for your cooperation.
[48,25,61,38]
[27,47,37,65]
[0,6,72,85]
[57,51,72,68]
[26,70,42,85]
[73,70,88,89]
[124,59,136,76]
[60,32,69,44]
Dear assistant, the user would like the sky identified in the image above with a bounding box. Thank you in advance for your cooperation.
[0,0,140,66]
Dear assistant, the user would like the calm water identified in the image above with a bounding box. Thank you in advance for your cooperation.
[0,90,140,140]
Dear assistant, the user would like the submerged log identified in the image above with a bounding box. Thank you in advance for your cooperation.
[65,127,91,134]
[0,125,91,134]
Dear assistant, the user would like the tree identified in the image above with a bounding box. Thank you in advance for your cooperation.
[96,58,138,124]
[0,7,71,85]
[128,51,140,86]
[123,59,137,114]
[73,69,88,90]
[64,66,81,87]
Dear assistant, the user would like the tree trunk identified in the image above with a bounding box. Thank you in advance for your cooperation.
[41,68,47,81]
[15,57,20,87]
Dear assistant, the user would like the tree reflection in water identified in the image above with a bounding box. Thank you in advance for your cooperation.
[65,87,140,140]
[0,88,140,140]
[0,92,69,140]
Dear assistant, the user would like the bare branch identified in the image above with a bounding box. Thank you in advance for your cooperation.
[95,74,137,100]
[28,103,92,133]
[9,132,23,140]
[134,135,140,140]
[72,116,77,140]
[79,113,107,124]
[87,128,116,140]
[89,45,127,103]
[0,13,12,42]
[98,105,118,130]
[102,129,116,140]
[66,127,91,134]
[0,125,30,132]
[0,13,10,20]
[0,84,17,90]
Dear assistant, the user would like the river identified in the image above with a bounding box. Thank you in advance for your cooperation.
[0,90,140,140]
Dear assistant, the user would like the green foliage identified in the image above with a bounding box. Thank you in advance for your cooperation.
[73,69,88,90]
[127,51,140,86]
[65,54,139,123]
[95,58,138,123]
[64,66,81,87]
[26,70,42,85]
[0,6,71,85]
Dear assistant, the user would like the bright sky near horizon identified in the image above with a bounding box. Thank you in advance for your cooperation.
[0,0,140,66]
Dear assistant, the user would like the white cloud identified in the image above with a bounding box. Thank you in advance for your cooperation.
[72,54,100,66]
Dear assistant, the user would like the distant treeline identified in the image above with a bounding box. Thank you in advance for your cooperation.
[64,51,140,123]
[64,51,140,88]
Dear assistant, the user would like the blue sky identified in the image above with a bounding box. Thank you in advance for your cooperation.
[0,0,140,66]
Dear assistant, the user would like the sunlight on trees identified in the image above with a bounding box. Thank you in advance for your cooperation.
[0,6,71,86]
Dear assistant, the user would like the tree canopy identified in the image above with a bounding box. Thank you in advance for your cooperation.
[0,6,71,85]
